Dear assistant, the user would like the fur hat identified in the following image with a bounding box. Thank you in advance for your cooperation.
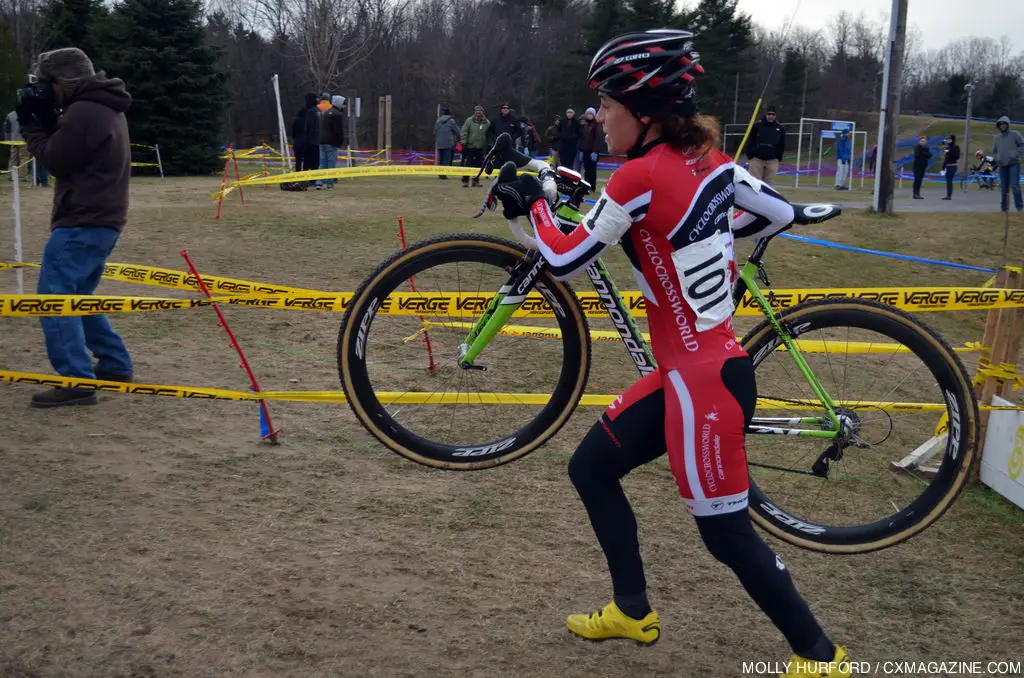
[35,47,95,102]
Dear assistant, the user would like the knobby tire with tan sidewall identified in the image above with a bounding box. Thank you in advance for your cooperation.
[741,298,980,554]
[338,234,591,470]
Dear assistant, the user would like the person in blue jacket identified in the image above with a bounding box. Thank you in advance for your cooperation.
[834,129,851,190]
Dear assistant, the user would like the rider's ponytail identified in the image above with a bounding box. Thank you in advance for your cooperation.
[661,113,720,157]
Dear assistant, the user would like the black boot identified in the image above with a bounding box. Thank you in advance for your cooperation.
[94,364,133,383]
[30,388,98,408]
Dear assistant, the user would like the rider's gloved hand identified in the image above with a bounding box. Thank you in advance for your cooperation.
[537,166,558,204]
[494,173,546,220]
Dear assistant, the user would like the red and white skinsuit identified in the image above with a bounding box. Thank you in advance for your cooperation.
[527,143,794,516]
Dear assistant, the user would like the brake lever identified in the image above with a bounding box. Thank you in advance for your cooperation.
[471,161,518,219]
[477,142,501,181]
[472,171,504,218]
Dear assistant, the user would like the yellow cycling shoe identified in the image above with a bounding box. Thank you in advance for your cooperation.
[566,601,661,646]
[780,644,851,677]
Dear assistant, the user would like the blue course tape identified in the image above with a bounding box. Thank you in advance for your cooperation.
[778,233,996,273]
[577,197,995,272]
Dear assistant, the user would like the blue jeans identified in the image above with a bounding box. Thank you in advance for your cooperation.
[999,163,1023,211]
[34,159,48,186]
[318,144,338,187]
[438,148,454,166]
[37,227,132,380]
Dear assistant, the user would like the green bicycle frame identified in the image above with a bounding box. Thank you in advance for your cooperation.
[457,203,842,439]
[737,260,842,436]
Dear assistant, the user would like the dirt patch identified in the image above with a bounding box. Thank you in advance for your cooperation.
[1,177,1022,677]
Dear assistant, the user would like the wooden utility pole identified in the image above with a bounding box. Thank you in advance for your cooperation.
[961,83,975,191]
[733,71,739,124]
[873,0,908,214]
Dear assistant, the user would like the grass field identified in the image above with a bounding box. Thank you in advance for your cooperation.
[1,175,1023,678]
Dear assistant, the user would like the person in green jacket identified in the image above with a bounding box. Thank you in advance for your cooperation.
[461,105,489,187]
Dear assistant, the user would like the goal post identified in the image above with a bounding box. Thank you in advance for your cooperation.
[816,128,869,188]
[795,117,857,188]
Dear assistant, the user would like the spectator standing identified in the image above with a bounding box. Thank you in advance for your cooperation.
[521,116,541,157]
[291,105,306,171]
[461,105,489,187]
[317,95,345,190]
[745,104,785,185]
[912,136,932,199]
[434,106,460,179]
[557,108,581,171]
[941,134,960,201]
[579,106,603,188]
[302,93,321,179]
[834,129,851,190]
[489,103,523,149]
[292,93,319,173]
[992,115,1024,212]
[545,115,561,164]
[19,47,134,407]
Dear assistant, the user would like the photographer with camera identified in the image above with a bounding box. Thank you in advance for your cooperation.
[18,47,134,408]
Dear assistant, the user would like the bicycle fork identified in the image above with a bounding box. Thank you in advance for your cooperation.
[457,251,552,369]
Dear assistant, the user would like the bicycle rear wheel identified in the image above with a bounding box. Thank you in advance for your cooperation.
[741,298,979,553]
[338,234,591,470]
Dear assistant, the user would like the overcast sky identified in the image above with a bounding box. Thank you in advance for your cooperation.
[735,0,1023,52]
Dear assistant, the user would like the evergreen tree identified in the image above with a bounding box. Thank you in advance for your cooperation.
[777,47,806,121]
[626,0,681,31]
[0,21,26,167]
[584,0,629,53]
[978,74,1021,119]
[38,0,108,62]
[0,21,26,115]
[940,73,968,116]
[100,0,228,174]
[690,0,753,122]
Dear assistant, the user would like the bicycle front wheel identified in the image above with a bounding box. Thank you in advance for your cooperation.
[741,298,979,553]
[338,234,591,470]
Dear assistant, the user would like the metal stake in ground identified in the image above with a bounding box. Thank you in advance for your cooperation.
[180,249,281,443]
[397,216,437,372]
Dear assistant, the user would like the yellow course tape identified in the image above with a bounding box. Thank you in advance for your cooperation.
[3,369,1022,411]
[213,164,524,198]
[6,261,1024,316]
[4,286,1024,319]
[0,261,323,297]
[0,294,211,316]
[975,361,1024,390]
[417,320,982,353]
[224,287,1024,317]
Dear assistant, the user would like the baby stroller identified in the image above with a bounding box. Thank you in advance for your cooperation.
[970,150,997,190]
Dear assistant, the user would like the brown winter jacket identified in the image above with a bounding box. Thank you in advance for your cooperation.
[22,73,132,231]
[579,119,603,152]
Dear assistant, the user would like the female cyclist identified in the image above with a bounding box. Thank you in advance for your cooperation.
[491,29,850,677]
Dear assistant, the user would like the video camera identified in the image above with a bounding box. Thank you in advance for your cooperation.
[17,76,54,107]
